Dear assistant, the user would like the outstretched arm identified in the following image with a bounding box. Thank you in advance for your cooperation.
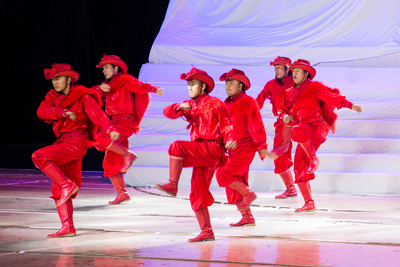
[163,101,191,119]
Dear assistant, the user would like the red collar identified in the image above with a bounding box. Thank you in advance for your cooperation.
[192,92,208,104]
[294,79,311,89]
[225,90,245,103]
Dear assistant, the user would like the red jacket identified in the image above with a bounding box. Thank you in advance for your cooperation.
[37,85,110,139]
[225,92,267,151]
[94,73,158,126]
[278,80,353,133]
[256,75,294,116]
[164,93,233,145]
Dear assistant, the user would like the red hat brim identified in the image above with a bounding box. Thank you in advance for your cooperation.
[290,64,316,80]
[220,73,251,90]
[270,60,292,68]
[45,70,80,83]
[96,59,128,74]
[181,73,215,93]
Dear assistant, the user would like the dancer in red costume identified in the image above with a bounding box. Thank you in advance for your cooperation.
[155,67,236,242]
[256,57,297,199]
[32,63,113,237]
[216,69,268,227]
[278,59,362,212]
[93,55,164,204]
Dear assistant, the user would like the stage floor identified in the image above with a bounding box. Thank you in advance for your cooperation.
[0,170,399,266]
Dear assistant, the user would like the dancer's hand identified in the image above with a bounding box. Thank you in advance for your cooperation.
[99,83,111,92]
[110,131,120,141]
[352,104,362,113]
[267,151,278,160]
[225,139,237,150]
[258,149,269,161]
[283,115,293,124]
[156,88,165,96]
[179,102,191,110]
[65,111,76,121]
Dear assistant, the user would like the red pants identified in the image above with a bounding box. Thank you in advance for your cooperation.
[169,140,225,211]
[273,121,293,173]
[291,121,329,183]
[216,140,256,204]
[32,132,89,199]
[95,115,137,177]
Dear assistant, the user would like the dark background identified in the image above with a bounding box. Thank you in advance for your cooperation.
[0,0,169,171]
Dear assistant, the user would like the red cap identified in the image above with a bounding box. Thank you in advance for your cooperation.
[270,56,292,68]
[220,68,251,90]
[96,54,128,74]
[44,63,79,83]
[290,59,316,80]
[180,67,215,93]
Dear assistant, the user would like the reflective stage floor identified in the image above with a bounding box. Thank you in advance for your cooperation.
[0,170,399,266]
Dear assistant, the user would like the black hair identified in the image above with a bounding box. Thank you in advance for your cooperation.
[110,64,122,73]
[201,81,209,94]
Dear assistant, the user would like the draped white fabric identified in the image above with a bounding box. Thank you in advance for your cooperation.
[149,0,400,65]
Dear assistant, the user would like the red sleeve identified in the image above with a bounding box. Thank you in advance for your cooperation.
[163,102,187,119]
[316,87,353,110]
[246,98,268,150]
[37,90,66,122]
[124,77,158,94]
[82,95,110,130]
[255,83,271,110]
[341,98,353,109]
[277,91,290,122]
[216,102,233,145]
[91,85,106,102]
[137,80,158,93]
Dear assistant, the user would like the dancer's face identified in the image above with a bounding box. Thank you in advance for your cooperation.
[187,79,205,98]
[102,64,118,79]
[52,76,71,94]
[225,78,243,97]
[292,68,309,85]
[274,64,288,80]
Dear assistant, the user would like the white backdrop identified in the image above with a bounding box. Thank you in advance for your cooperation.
[126,0,400,194]
[149,0,400,65]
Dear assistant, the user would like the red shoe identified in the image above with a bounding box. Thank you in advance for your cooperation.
[230,217,255,227]
[121,151,137,173]
[275,185,297,199]
[109,191,131,205]
[57,181,79,207]
[48,223,76,238]
[230,213,255,227]
[188,228,215,242]
[295,200,315,212]
[155,182,178,197]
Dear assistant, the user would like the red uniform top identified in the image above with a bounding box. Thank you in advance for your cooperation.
[278,80,353,133]
[256,75,294,116]
[225,91,268,151]
[37,85,110,138]
[163,93,233,145]
[94,73,159,133]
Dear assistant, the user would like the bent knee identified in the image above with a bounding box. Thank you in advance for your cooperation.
[32,150,47,169]
[168,141,186,157]
[291,127,310,143]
